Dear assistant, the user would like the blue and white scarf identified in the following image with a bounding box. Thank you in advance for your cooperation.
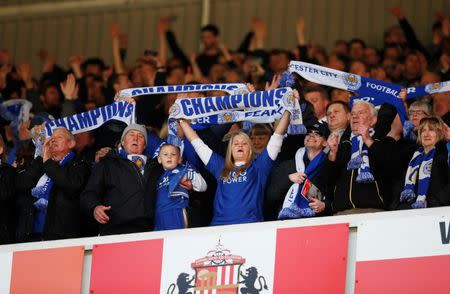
[400,147,435,208]
[167,164,196,199]
[347,133,375,183]
[406,81,450,99]
[44,101,135,137]
[0,99,32,142]
[167,87,305,146]
[31,151,75,233]
[278,147,327,219]
[289,61,408,125]
[118,147,147,174]
[116,83,249,100]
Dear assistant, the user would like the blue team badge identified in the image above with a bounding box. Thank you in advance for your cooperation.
[424,82,443,94]
[342,73,362,91]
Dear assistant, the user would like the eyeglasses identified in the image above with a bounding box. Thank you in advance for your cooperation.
[408,110,428,116]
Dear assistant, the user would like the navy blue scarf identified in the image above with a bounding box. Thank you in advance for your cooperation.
[400,147,435,208]
[278,148,327,219]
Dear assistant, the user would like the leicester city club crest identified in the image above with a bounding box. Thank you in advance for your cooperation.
[424,82,443,94]
[342,73,362,91]
[167,240,269,294]
[170,104,182,117]
[218,112,237,124]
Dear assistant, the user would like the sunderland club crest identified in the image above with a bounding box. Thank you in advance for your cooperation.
[167,240,269,294]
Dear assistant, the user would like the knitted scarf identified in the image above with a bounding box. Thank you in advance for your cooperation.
[31,151,75,233]
[278,147,326,219]
[400,147,435,208]
[347,133,375,183]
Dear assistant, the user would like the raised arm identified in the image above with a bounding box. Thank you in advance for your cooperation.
[111,23,126,74]
[178,119,212,166]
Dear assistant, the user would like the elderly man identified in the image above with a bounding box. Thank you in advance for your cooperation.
[81,124,163,235]
[325,101,399,215]
[16,127,90,241]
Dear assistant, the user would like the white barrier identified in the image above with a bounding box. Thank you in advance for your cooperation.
[1,206,449,294]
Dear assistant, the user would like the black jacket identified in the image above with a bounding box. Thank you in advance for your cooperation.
[80,149,163,235]
[322,127,400,213]
[15,155,90,241]
[0,163,16,244]
[393,141,450,209]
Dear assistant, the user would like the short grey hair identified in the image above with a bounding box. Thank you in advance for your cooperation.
[409,99,434,116]
[52,127,75,141]
[352,100,378,117]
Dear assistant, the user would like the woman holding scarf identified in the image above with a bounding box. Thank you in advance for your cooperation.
[396,116,449,209]
[266,122,331,221]
[178,107,292,225]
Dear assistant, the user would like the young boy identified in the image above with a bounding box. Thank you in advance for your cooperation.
[154,143,207,230]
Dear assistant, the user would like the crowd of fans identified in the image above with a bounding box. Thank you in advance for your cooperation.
[0,6,449,243]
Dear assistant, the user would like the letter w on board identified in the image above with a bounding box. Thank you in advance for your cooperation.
[439,222,450,245]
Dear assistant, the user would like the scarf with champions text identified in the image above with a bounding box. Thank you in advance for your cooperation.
[32,101,136,158]
[166,87,306,146]
[400,147,435,209]
[278,147,327,219]
[116,83,249,100]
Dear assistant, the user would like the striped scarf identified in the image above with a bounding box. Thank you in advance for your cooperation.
[400,147,435,208]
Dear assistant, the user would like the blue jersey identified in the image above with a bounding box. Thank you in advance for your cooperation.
[155,167,189,213]
[206,149,275,225]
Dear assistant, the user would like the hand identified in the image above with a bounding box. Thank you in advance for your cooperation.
[288,172,307,184]
[42,137,52,162]
[399,88,407,101]
[39,50,55,73]
[157,17,170,34]
[251,17,266,39]
[265,74,280,90]
[110,23,120,38]
[0,49,10,65]
[246,83,256,93]
[327,133,339,155]
[357,124,375,147]
[19,120,31,141]
[95,147,111,163]
[389,6,405,19]
[31,123,46,142]
[440,53,450,71]
[179,175,193,191]
[68,54,83,67]
[93,205,111,224]
[296,17,305,33]
[189,53,197,63]
[443,123,450,141]
[309,197,325,213]
[60,73,79,100]
[442,19,450,37]
[16,63,33,85]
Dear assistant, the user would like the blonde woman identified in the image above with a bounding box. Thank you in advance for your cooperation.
[179,110,291,225]
[398,116,449,209]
